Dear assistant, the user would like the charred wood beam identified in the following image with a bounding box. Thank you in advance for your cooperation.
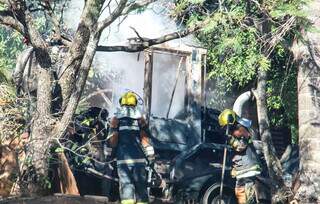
[143,50,153,122]
[97,44,149,52]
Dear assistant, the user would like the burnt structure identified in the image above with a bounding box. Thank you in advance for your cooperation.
[88,44,238,203]
[141,45,209,152]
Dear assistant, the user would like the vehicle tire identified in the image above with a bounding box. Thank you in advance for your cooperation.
[200,184,236,204]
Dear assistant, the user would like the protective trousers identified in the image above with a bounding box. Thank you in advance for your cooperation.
[118,164,148,204]
[235,177,256,204]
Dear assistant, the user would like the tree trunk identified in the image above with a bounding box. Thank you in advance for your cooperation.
[59,0,105,110]
[293,0,320,202]
[24,34,101,196]
[0,0,212,197]
[254,71,287,200]
[22,46,56,196]
[20,0,105,195]
[24,118,55,195]
[253,6,290,202]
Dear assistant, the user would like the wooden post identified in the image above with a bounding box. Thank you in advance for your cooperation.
[185,55,192,115]
[186,50,202,114]
[143,50,153,122]
[200,54,207,142]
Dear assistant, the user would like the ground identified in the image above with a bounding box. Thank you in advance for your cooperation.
[0,194,172,204]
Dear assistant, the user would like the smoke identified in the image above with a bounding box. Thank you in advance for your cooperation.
[63,0,199,116]
[151,53,187,118]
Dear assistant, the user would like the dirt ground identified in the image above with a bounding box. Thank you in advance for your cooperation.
[0,194,172,204]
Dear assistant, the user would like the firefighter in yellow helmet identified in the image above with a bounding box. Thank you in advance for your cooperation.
[219,109,262,204]
[105,91,154,204]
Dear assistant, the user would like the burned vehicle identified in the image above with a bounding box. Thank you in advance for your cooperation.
[163,142,236,203]
[63,105,237,203]
[145,112,236,203]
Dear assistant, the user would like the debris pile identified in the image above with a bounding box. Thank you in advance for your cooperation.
[0,84,28,197]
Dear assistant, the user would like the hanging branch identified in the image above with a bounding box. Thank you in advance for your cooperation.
[97,16,211,52]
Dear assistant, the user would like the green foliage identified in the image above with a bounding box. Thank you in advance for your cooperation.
[204,27,263,88]
[82,156,91,164]
[40,176,52,190]
[0,27,25,83]
[269,0,309,18]
[200,15,259,109]
[0,1,56,85]
[54,147,65,153]
[0,3,7,11]
[267,43,297,130]
[174,0,305,136]
[182,2,268,90]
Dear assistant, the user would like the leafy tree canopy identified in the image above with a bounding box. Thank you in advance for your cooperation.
[173,0,308,136]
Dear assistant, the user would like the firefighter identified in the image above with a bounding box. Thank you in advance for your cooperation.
[73,107,109,164]
[65,107,109,195]
[106,91,154,204]
[218,109,262,204]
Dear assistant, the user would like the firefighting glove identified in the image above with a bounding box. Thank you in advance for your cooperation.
[231,168,237,178]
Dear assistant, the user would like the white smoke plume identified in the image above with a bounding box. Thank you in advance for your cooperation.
[64,0,199,116]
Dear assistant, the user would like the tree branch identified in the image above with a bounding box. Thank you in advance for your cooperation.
[56,35,100,140]
[0,1,52,116]
[121,0,155,15]
[0,9,25,34]
[38,0,62,40]
[97,0,128,33]
[97,18,209,52]
[59,0,105,110]
[22,8,53,116]
[129,26,145,41]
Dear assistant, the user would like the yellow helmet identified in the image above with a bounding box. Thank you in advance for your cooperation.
[119,91,138,106]
[218,109,236,127]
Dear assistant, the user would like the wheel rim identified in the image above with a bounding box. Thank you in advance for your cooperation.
[201,184,235,204]
[211,195,230,204]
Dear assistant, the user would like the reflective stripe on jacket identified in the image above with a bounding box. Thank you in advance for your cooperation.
[106,106,151,166]
[230,137,262,179]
